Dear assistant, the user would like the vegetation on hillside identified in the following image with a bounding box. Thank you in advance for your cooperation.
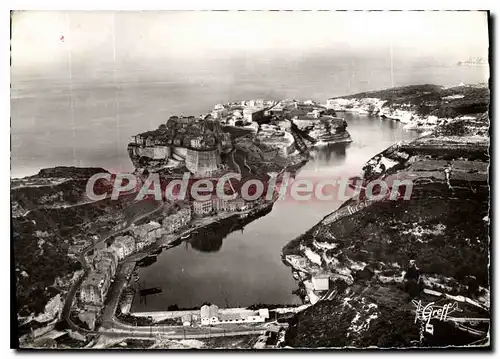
[339,84,490,119]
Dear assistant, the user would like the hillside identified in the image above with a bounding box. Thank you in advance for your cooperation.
[11,168,140,326]
[328,84,490,130]
[283,87,490,348]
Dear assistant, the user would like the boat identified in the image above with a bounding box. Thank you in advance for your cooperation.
[139,287,162,296]
[152,248,162,255]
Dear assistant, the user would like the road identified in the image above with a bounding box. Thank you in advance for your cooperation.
[100,325,267,340]
[61,200,270,344]
[62,200,166,333]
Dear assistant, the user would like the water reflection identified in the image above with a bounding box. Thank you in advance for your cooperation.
[189,205,273,253]
[308,142,349,165]
[131,115,422,312]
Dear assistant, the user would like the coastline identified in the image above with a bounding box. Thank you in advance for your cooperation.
[100,153,312,327]
[12,84,489,348]
[280,104,490,347]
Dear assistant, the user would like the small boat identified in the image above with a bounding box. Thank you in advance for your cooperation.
[137,255,158,267]
[152,248,162,255]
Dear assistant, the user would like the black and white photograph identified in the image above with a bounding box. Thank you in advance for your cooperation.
[10,9,491,349]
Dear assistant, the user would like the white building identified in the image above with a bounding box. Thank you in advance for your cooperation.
[193,200,213,215]
[243,107,265,123]
[312,274,330,291]
[200,306,269,326]
[111,235,135,259]
[200,304,219,326]
[182,314,192,327]
[307,109,324,118]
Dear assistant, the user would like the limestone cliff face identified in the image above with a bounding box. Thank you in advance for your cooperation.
[282,105,490,347]
[292,116,352,144]
[327,84,489,131]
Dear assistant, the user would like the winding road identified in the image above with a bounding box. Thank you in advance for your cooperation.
[62,200,167,333]
[61,200,270,343]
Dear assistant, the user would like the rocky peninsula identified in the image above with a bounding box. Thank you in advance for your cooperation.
[127,99,352,176]
[12,98,352,347]
[12,86,490,348]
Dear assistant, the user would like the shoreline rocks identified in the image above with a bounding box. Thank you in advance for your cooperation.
[283,85,490,348]
[326,83,489,132]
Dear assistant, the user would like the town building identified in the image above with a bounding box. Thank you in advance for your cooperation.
[134,236,147,251]
[93,249,118,277]
[326,98,351,110]
[200,304,219,326]
[111,242,126,261]
[80,272,110,305]
[243,107,265,123]
[211,108,227,120]
[200,306,269,326]
[111,235,135,260]
[193,199,213,215]
[211,197,247,212]
[307,109,325,118]
[270,106,284,117]
[312,274,330,291]
[93,256,116,284]
[131,222,164,244]
[190,136,204,149]
[182,314,192,327]
[162,206,192,233]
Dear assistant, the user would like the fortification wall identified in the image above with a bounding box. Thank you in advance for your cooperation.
[185,149,221,176]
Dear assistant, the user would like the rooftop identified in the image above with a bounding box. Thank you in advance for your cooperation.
[83,272,106,287]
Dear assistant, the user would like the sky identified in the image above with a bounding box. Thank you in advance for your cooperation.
[9,10,490,178]
[11,10,489,82]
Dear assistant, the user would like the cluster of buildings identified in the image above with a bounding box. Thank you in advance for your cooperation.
[80,234,139,306]
[199,304,270,326]
[209,100,277,126]
[326,97,386,114]
[128,115,233,176]
[192,196,253,216]
[243,107,265,123]
[80,249,119,306]
[161,205,192,233]
[79,206,193,307]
